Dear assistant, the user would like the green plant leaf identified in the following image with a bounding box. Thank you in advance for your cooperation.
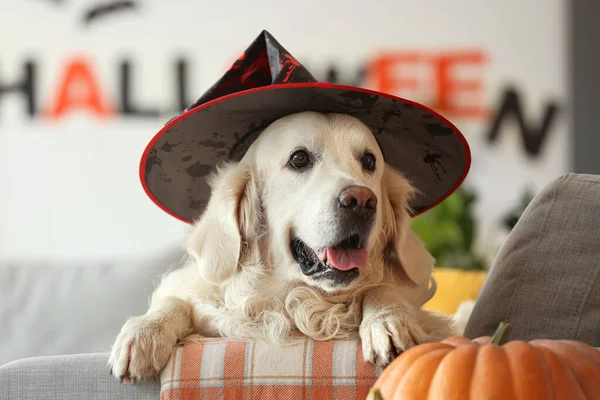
[412,185,488,271]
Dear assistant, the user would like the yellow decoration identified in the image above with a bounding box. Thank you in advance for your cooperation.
[424,268,488,315]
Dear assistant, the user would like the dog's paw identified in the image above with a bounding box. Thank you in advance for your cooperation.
[359,312,428,369]
[108,315,177,383]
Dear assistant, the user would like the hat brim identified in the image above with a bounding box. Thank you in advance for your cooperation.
[141,82,471,224]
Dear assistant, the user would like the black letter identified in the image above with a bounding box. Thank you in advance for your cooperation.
[487,87,560,157]
[119,60,159,117]
[324,63,366,87]
[175,58,191,112]
[0,60,36,117]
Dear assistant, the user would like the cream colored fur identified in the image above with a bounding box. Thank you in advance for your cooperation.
[108,111,456,382]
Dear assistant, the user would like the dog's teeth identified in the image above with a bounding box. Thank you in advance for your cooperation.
[317,249,327,262]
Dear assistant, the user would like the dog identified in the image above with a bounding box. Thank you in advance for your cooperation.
[108,111,456,382]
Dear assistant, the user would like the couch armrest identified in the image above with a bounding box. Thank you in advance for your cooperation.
[465,173,600,345]
[0,353,158,400]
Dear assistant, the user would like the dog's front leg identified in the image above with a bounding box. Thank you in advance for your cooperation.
[108,296,193,382]
[359,286,442,369]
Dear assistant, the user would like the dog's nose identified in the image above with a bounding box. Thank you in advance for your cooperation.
[338,186,377,218]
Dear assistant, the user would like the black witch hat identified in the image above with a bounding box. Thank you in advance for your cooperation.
[141,30,470,223]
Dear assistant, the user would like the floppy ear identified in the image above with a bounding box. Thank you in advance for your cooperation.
[381,166,436,292]
[185,161,262,285]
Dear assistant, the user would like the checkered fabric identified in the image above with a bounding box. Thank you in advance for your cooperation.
[160,337,379,400]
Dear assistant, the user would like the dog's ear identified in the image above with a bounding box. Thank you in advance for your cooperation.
[381,166,435,291]
[185,161,262,284]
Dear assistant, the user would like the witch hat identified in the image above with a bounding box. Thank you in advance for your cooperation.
[141,30,470,224]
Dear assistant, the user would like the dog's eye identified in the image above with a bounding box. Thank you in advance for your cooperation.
[361,152,376,172]
[289,150,311,169]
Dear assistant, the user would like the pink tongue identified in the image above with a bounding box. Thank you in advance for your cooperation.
[323,248,367,271]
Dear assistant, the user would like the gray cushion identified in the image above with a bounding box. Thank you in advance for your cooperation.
[0,353,158,400]
[0,245,187,366]
[465,173,600,346]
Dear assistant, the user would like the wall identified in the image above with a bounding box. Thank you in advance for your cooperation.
[0,0,569,262]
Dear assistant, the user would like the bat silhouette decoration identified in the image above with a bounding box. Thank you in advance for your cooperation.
[83,0,138,25]
[32,0,139,25]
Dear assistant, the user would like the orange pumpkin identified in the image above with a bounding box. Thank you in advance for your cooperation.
[369,322,600,400]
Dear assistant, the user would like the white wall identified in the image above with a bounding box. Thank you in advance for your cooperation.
[0,0,569,262]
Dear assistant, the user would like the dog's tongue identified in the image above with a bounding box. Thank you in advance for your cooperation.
[322,247,367,271]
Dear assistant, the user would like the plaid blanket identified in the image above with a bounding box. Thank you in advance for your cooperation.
[160,337,379,400]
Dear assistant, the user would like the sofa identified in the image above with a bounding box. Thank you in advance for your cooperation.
[2,172,600,399]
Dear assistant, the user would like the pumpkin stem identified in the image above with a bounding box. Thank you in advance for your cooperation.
[491,321,513,345]
[371,389,384,400]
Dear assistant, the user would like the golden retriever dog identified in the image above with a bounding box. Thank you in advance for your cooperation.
[108,111,455,382]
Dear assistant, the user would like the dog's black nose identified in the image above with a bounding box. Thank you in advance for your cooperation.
[338,186,377,218]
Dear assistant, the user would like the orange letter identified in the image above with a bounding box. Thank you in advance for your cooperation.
[46,57,112,119]
[432,51,487,118]
[366,52,423,95]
